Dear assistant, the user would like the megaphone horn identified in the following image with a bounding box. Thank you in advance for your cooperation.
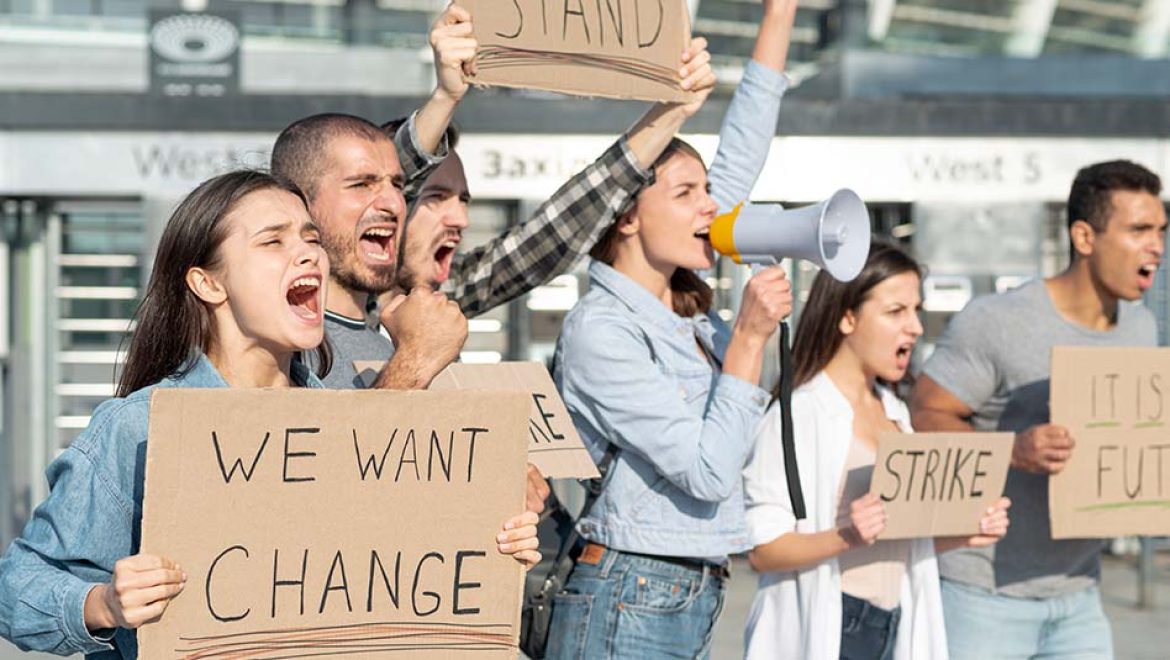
[709,189,872,282]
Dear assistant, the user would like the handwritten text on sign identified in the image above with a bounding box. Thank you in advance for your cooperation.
[1050,347,1170,538]
[869,432,1012,539]
[462,0,694,102]
[429,362,600,479]
[139,388,530,659]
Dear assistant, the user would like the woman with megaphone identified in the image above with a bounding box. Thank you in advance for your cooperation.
[741,242,1012,660]
[544,3,802,656]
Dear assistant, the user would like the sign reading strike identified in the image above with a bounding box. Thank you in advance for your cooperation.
[1050,347,1170,538]
[139,389,530,659]
[462,0,695,102]
[869,432,1012,539]
[429,362,600,479]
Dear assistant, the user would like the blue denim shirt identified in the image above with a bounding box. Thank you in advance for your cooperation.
[0,355,322,658]
[554,61,786,560]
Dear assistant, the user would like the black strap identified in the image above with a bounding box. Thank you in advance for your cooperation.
[778,321,807,520]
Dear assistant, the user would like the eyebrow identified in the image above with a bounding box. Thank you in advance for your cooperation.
[252,221,291,237]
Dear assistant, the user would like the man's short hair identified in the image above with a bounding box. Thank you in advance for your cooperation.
[271,113,387,199]
[1068,160,1162,234]
[380,116,461,150]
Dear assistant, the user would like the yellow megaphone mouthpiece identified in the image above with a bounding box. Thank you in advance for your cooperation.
[710,202,744,264]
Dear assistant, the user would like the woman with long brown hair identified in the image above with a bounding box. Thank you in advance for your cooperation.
[742,242,1011,660]
[0,170,539,658]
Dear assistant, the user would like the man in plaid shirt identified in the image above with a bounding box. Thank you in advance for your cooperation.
[273,5,719,397]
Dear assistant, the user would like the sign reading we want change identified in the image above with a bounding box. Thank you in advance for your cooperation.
[462,0,696,102]
[869,432,1012,540]
[139,389,530,659]
[1051,347,1170,538]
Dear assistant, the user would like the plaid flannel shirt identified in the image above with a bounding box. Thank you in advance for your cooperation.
[393,113,653,318]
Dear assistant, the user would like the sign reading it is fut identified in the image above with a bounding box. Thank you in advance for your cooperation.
[1050,346,1170,539]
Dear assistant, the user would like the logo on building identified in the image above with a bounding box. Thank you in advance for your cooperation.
[148,11,241,98]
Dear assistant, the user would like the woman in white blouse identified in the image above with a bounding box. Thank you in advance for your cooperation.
[741,242,1011,660]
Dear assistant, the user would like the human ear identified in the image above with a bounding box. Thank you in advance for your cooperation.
[1069,219,1095,258]
[839,309,857,336]
[186,267,227,305]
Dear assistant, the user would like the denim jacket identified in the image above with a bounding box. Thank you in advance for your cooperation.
[0,354,322,659]
[552,59,786,560]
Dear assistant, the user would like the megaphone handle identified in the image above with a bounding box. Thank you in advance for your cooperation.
[778,321,808,520]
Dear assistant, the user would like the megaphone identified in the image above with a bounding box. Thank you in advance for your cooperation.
[709,188,871,281]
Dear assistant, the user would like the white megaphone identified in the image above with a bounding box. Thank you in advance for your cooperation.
[708,189,872,281]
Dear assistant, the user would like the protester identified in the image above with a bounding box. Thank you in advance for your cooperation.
[544,2,803,656]
[910,160,1165,659]
[0,171,539,659]
[742,242,1010,660]
[271,4,718,393]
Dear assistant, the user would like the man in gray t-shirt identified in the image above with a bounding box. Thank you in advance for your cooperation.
[913,160,1166,660]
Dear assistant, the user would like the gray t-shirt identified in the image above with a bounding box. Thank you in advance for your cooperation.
[309,311,395,389]
[923,278,1157,598]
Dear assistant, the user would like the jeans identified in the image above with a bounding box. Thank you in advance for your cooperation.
[544,547,728,660]
[941,579,1113,659]
[839,592,901,660]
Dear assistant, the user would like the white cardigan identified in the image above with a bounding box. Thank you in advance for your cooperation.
[741,372,948,660]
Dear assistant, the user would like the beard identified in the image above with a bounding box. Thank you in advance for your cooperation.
[320,230,396,295]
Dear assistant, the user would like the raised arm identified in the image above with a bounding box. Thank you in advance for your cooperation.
[390,4,475,196]
[444,39,717,316]
[707,0,798,211]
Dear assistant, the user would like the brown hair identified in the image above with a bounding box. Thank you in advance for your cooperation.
[117,170,331,397]
[271,113,388,200]
[787,241,922,390]
[589,138,714,317]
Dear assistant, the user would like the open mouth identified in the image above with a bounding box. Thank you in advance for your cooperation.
[895,343,913,363]
[694,227,711,242]
[433,233,461,283]
[1139,264,1158,289]
[359,226,395,264]
[286,275,321,320]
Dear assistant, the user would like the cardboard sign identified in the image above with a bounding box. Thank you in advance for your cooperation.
[139,388,530,659]
[1050,346,1170,538]
[869,432,1012,540]
[429,362,600,479]
[462,0,695,102]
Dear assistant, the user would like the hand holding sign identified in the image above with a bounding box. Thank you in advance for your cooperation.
[84,554,187,632]
[497,511,542,568]
[431,3,477,103]
[840,492,887,547]
[1013,423,1075,474]
[676,37,714,116]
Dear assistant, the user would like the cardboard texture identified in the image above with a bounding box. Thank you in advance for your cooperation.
[429,362,600,479]
[462,0,696,103]
[1050,346,1170,538]
[869,432,1012,540]
[139,388,530,659]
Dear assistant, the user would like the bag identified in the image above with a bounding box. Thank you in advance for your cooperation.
[519,447,618,659]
